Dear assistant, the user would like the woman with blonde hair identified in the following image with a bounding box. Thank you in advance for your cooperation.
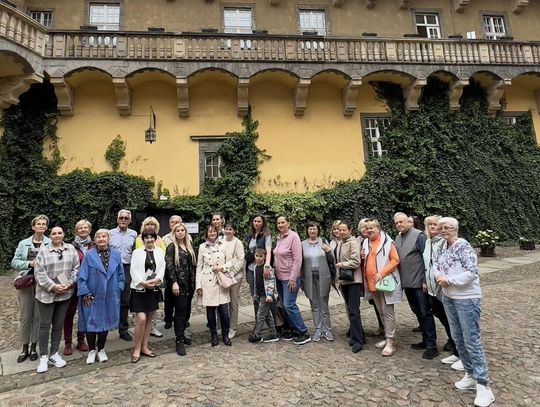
[329,220,342,252]
[165,223,196,356]
[11,215,51,364]
[361,219,401,356]
[63,219,92,356]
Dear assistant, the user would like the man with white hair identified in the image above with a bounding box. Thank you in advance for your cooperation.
[109,209,138,341]
[394,212,439,359]
[162,215,183,247]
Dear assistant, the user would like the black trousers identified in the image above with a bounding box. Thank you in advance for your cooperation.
[164,282,174,324]
[429,294,458,356]
[119,264,131,334]
[341,283,365,348]
[171,294,190,341]
[404,287,438,350]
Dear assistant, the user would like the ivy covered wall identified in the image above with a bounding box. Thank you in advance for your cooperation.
[1,78,539,268]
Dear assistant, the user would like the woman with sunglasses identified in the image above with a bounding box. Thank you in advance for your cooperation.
[34,226,80,373]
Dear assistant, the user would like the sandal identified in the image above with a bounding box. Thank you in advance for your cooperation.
[141,351,156,358]
[131,354,140,363]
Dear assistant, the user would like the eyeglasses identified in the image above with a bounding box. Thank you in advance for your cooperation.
[118,217,130,221]
[440,226,456,231]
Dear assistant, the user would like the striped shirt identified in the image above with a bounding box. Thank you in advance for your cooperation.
[35,242,80,304]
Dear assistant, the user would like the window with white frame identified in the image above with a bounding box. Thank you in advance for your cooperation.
[30,11,53,28]
[204,152,222,179]
[414,13,441,39]
[482,15,507,39]
[298,9,326,35]
[89,3,120,31]
[223,8,252,34]
[362,116,390,158]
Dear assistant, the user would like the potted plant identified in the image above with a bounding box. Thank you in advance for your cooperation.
[519,237,536,251]
[474,230,499,257]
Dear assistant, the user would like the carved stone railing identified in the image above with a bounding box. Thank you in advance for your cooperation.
[42,30,539,66]
[0,1,47,55]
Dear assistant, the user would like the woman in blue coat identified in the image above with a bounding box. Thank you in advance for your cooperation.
[77,229,125,364]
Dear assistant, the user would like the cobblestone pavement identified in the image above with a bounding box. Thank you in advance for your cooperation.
[0,262,539,406]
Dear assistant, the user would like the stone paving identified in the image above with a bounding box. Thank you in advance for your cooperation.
[0,249,539,406]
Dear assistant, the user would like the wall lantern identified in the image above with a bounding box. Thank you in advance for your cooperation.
[145,106,157,144]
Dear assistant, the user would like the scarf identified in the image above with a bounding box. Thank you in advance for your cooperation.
[74,235,92,254]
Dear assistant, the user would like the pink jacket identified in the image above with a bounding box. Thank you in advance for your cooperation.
[273,230,302,282]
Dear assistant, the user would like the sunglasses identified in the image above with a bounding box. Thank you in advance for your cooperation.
[118,216,130,221]
[55,249,63,260]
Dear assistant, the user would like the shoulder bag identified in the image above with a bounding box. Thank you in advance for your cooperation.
[217,270,238,289]
[375,275,396,292]
[14,274,35,290]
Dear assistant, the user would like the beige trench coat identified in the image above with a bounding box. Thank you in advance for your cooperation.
[196,241,232,307]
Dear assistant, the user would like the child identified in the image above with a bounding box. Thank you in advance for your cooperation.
[248,248,279,343]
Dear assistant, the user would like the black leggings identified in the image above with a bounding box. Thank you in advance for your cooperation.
[86,331,108,351]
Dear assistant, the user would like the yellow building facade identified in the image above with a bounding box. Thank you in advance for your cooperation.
[1,0,539,195]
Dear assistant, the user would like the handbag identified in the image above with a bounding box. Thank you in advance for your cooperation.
[376,275,396,292]
[217,271,238,289]
[338,268,355,282]
[14,274,35,290]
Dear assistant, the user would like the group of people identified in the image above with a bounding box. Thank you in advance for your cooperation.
[11,210,495,407]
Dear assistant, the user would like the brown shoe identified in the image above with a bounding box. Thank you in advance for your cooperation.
[76,340,89,352]
[63,343,73,356]
[382,338,397,357]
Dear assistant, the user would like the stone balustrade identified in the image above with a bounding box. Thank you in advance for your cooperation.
[37,30,539,66]
[0,1,47,55]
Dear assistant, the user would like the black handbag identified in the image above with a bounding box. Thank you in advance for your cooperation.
[338,268,355,282]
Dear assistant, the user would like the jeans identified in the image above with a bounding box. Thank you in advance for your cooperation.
[206,304,230,338]
[253,297,277,337]
[443,296,489,385]
[341,283,365,348]
[277,278,307,334]
[404,287,437,349]
[429,295,458,356]
[37,299,70,356]
[119,264,131,334]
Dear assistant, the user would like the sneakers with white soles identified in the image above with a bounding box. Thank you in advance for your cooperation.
[49,352,67,368]
[86,350,97,364]
[451,359,465,371]
[474,383,495,407]
[442,355,460,364]
[97,349,108,363]
[37,355,48,373]
[455,373,476,391]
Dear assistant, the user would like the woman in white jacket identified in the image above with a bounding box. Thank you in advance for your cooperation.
[196,225,233,347]
[129,229,165,363]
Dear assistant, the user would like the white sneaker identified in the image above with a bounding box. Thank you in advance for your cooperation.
[97,349,108,363]
[455,373,476,391]
[312,330,322,342]
[474,383,495,407]
[37,355,48,373]
[375,340,387,349]
[49,352,67,368]
[442,355,460,364]
[451,359,465,371]
[228,329,236,339]
[324,331,334,341]
[86,350,97,364]
[150,327,163,337]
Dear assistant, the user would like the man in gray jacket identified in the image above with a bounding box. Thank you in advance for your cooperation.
[394,212,439,359]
